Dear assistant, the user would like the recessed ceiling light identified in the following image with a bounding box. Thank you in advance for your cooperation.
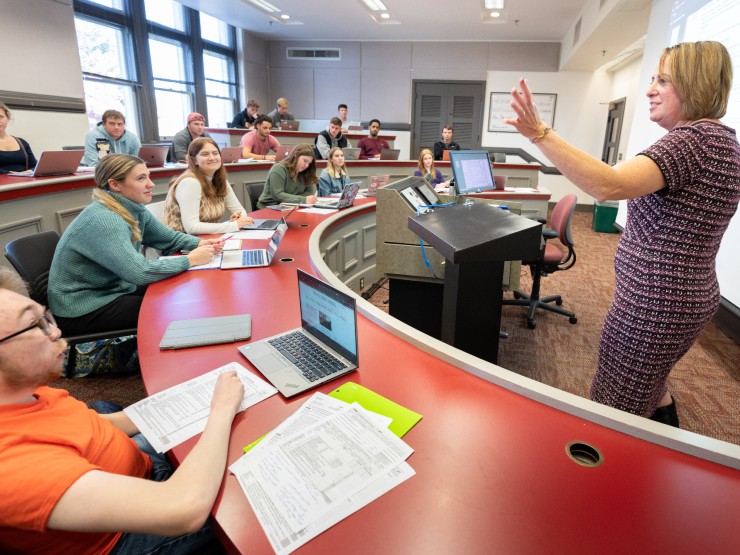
[280,14,290,20]
[362,0,388,11]
[380,12,390,19]
[484,0,505,8]
[491,11,501,18]
[249,0,280,13]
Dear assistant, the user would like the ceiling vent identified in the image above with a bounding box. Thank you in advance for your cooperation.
[286,48,341,60]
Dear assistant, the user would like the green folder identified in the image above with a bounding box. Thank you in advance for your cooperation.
[328,382,422,438]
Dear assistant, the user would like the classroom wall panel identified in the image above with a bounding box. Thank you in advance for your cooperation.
[314,69,362,122]
[268,67,316,119]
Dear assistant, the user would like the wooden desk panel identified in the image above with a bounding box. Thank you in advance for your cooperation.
[137,206,740,554]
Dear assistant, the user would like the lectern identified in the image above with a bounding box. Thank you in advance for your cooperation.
[408,202,542,363]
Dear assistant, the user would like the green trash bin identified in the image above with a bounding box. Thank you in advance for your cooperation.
[592,200,619,233]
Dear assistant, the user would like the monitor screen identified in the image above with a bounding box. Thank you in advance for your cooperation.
[449,150,496,195]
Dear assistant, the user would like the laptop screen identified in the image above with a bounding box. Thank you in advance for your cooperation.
[266,220,287,259]
[297,270,358,364]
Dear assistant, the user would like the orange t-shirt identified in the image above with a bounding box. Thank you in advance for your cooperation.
[0,386,151,555]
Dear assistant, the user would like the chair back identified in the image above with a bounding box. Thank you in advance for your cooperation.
[245,182,264,211]
[146,201,166,221]
[4,231,60,306]
[550,194,577,248]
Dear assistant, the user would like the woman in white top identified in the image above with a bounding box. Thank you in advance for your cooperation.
[164,137,254,234]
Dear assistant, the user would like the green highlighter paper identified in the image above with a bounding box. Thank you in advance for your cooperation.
[328,382,422,438]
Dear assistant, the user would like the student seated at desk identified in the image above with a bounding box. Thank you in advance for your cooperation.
[257,143,318,208]
[239,114,281,161]
[414,149,446,187]
[164,137,254,234]
[0,101,37,174]
[231,98,260,129]
[0,269,244,555]
[48,154,221,336]
[318,147,352,197]
[358,119,389,160]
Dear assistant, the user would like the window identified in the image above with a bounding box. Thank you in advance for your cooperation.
[74,0,238,140]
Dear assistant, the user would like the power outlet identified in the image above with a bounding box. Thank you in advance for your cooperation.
[359,277,365,290]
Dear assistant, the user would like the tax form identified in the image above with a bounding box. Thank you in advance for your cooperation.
[124,362,277,452]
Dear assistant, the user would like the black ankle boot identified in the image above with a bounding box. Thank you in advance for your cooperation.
[649,399,680,428]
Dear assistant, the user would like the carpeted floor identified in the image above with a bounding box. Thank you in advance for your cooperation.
[50,210,740,445]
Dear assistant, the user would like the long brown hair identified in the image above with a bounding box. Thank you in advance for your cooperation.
[417,148,436,176]
[92,154,144,243]
[280,143,318,186]
[171,137,229,198]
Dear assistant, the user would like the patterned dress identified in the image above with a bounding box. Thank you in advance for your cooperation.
[591,121,740,416]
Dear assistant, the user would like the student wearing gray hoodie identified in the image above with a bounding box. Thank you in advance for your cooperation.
[81,109,142,167]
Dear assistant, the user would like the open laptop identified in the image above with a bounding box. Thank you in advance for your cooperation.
[241,210,295,231]
[274,144,294,161]
[221,219,288,269]
[342,147,361,160]
[221,146,242,163]
[379,148,401,160]
[364,175,390,197]
[279,120,300,131]
[138,145,168,166]
[238,269,358,397]
[314,182,361,209]
[9,150,85,177]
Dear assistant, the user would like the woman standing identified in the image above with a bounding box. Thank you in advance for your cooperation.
[48,154,221,335]
[0,101,37,174]
[257,143,318,208]
[318,147,350,197]
[505,41,740,427]
[413,148,445,187]
[164,137,254,234]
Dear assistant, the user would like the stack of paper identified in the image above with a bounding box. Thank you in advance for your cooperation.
[230,388,420,554]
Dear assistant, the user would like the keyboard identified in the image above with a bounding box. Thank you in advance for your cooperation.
[242,249,265,266]
[269,331,346,382]
[256,220,276,229]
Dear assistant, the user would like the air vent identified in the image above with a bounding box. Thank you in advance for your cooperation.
[286,48,341,60]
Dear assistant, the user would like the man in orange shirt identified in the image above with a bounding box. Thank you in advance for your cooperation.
[0,268,244,554]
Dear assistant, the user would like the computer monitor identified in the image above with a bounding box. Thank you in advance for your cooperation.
[449,150,497,194]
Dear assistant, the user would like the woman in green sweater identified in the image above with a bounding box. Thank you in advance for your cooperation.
[48,154,221,335]
[256,143,319,208]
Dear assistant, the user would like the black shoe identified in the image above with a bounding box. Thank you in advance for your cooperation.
[649,398,680,428]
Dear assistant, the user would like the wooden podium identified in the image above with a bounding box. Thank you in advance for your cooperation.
[408,201,542,363]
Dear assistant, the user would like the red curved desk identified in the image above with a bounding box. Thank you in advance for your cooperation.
[138,204,740,554]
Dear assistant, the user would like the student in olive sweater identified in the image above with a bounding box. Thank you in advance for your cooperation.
[48,154,221,336]
[256,143,319,208]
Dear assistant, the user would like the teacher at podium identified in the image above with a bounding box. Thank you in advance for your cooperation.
[505,41,740,427]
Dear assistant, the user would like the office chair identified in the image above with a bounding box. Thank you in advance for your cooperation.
[5,231,137,377]
[502,194,578,329]
[245,182,264,212]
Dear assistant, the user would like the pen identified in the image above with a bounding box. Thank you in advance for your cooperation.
[220,235,234,242]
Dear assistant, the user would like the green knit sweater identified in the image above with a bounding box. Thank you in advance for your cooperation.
[48,192,201,318]
[257,163,317,208]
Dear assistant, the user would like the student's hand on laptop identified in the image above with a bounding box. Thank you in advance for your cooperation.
[305,195,318,204]
[265,154,276,161]
[231,211,254,228]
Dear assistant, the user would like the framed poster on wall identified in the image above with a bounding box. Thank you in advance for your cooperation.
[488,92,557,132]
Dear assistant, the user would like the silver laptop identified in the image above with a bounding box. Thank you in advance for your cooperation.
[379,148,401,160]
[138,145,168,166]
[221,146,242,163]
[10,150,84,177]
[315,182,361,209]
[221,220,287,269]
[342,147,360,160]
[238,269,359,397]
[241,210,295,231]
[159,314,252,350]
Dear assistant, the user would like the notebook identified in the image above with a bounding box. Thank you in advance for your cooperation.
[342,147,361,160]
[314,182,361,210]
[274,144,294,161]
[221,220,288,269]
[138,145,168,166]
[279,120,299,131]
[241,210,294,231]
[159,314,252,349]
[379,148,401,160]
[9,150,84,177]
[221,146,243,163]
[238,269,358,397]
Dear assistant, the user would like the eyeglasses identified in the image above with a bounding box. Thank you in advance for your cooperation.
[0,309,58,344]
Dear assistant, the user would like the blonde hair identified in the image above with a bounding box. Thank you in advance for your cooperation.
[661,41,733,120]
[93,154,144,243]
[326,147,348,179]
[417,149,436,176]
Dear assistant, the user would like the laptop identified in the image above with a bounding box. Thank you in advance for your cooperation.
[238,269,359,397]
[279,120,300,131]
[138,145,168,166]
[342,147,361,160]
[379,148,401,160]
[314,182,361,209]
[159,314,252,350]
[241,210,295,231]
[442,150,451,161]
[221,220,288,269]
[9,150,84,177]
[364,175,390,197]
[221,146,243,163]
[274,144,295,161]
